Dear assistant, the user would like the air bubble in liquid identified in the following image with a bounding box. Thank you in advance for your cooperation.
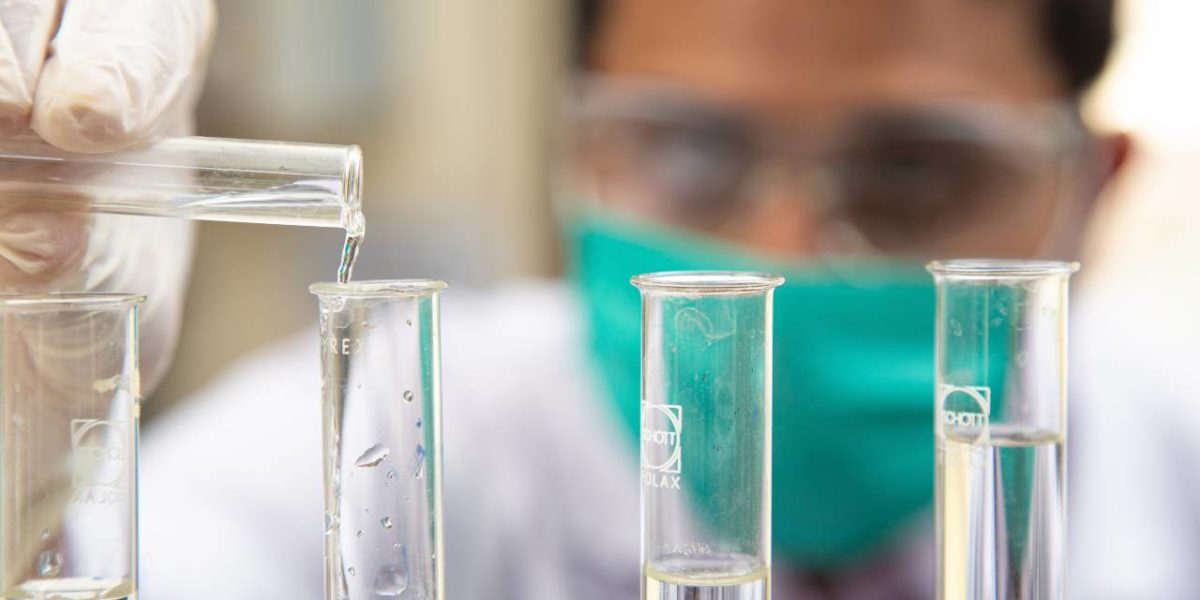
[403,390,414,403]
[381,517,393,529]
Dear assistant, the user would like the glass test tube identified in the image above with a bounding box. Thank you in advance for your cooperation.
[0,134,363,233]
[312,280,446,600]
[929,260,1078,600]
[633,271,782,600]
[0,293,143,600]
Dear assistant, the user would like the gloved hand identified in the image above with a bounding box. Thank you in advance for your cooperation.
[0,0,216,391]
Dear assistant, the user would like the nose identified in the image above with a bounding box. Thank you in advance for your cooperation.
[724,160,824,255]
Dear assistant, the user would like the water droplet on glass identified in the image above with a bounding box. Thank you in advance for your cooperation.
[357,530,364,538]
[403,390,414,403]
[355,443,390,467]
[40,528,50,541]
[347,566,356,577]
[415,418,422,428]
[372,564,409,596]
[413,445,426,478]
[325,513,336,533]
[386,470,396,479]
[37,550,62,577]
[405,319,412,327]
[381,517,392,529]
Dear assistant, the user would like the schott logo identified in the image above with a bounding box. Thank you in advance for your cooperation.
[70,419,129,504]
[939,384,991,441]
[641,403,682,490]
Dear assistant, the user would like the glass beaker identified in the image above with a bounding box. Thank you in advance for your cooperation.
[633,271,782,600]
[0,293,143,600]
[311,280,446,600]
[928,259,1078,600]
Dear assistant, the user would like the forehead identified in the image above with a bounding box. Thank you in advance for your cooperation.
[594,0,1063,114]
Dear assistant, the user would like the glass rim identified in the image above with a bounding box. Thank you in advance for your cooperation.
[926,259,1080,279]
[0,292,145,310]
[631,270,785,293]
[310,279,448,298]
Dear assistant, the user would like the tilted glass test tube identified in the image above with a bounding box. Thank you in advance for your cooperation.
[312,281,446,600]
[633,271,782,600]
[928,259,1078,600]
[0,293,143,600]
[0,134,363,233]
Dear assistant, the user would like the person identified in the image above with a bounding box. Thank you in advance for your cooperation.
[0,0,213,391]
[8,0,1197,598]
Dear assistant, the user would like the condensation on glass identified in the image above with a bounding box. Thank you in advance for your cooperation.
[633,271,782,600]
[312,280,446,600]
[0,293,143,600]
[928,259,1078,600]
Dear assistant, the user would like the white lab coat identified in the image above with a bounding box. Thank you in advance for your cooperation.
[139,281,1199,599]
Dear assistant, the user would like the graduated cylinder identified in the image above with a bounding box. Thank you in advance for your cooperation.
[312,280,446,600]
[929,260,1078,600]
[633,271,782,600]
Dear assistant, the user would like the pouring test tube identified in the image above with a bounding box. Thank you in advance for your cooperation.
[929,259,1078,600]
[633,271,782,600]
[0,134,362,233]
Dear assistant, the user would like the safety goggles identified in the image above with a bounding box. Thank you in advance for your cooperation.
[570,78,1103,256]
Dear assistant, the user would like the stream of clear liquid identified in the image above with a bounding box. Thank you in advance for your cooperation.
[336,206,365,284]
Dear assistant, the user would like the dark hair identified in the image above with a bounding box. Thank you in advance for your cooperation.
[573,0,1116,96]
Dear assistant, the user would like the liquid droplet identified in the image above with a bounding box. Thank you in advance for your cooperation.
[355,443,390,467]
[325,513,336,533]
[386,470,396,479]
[37,550,62,577]
[40,528,50,541]
[413,445,426,478]
[356,530,364,538]
[403,390,414,403]
[381,517,392,529]
[372,564,409,596]
[405,319,412,327]
[347,566,356,577]
[415,418,422,428]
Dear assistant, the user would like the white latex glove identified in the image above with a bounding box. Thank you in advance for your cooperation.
[0,0,216,391]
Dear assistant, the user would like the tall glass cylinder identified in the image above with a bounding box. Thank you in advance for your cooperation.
[0,293,142,600]
[633,271,782,600]
[311,280,446,600]
[928,259,1078,600]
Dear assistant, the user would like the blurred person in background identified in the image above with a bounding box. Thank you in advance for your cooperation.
[5,0,1190,598]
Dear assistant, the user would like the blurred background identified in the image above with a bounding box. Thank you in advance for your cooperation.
[148,0,1198,415]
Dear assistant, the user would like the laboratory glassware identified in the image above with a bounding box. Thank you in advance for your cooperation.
[0,134,363,232]
[0,293,143,600]
[312,280,446,600]
[633,271,783,600]
[928,259,1078,600]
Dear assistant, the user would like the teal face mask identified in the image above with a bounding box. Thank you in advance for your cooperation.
[569,212,936,568]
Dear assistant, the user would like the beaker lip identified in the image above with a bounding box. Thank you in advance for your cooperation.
[631,270,785,293]
[309,279,448,297]
[926,258,1080,279]
[0,292,145,310]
